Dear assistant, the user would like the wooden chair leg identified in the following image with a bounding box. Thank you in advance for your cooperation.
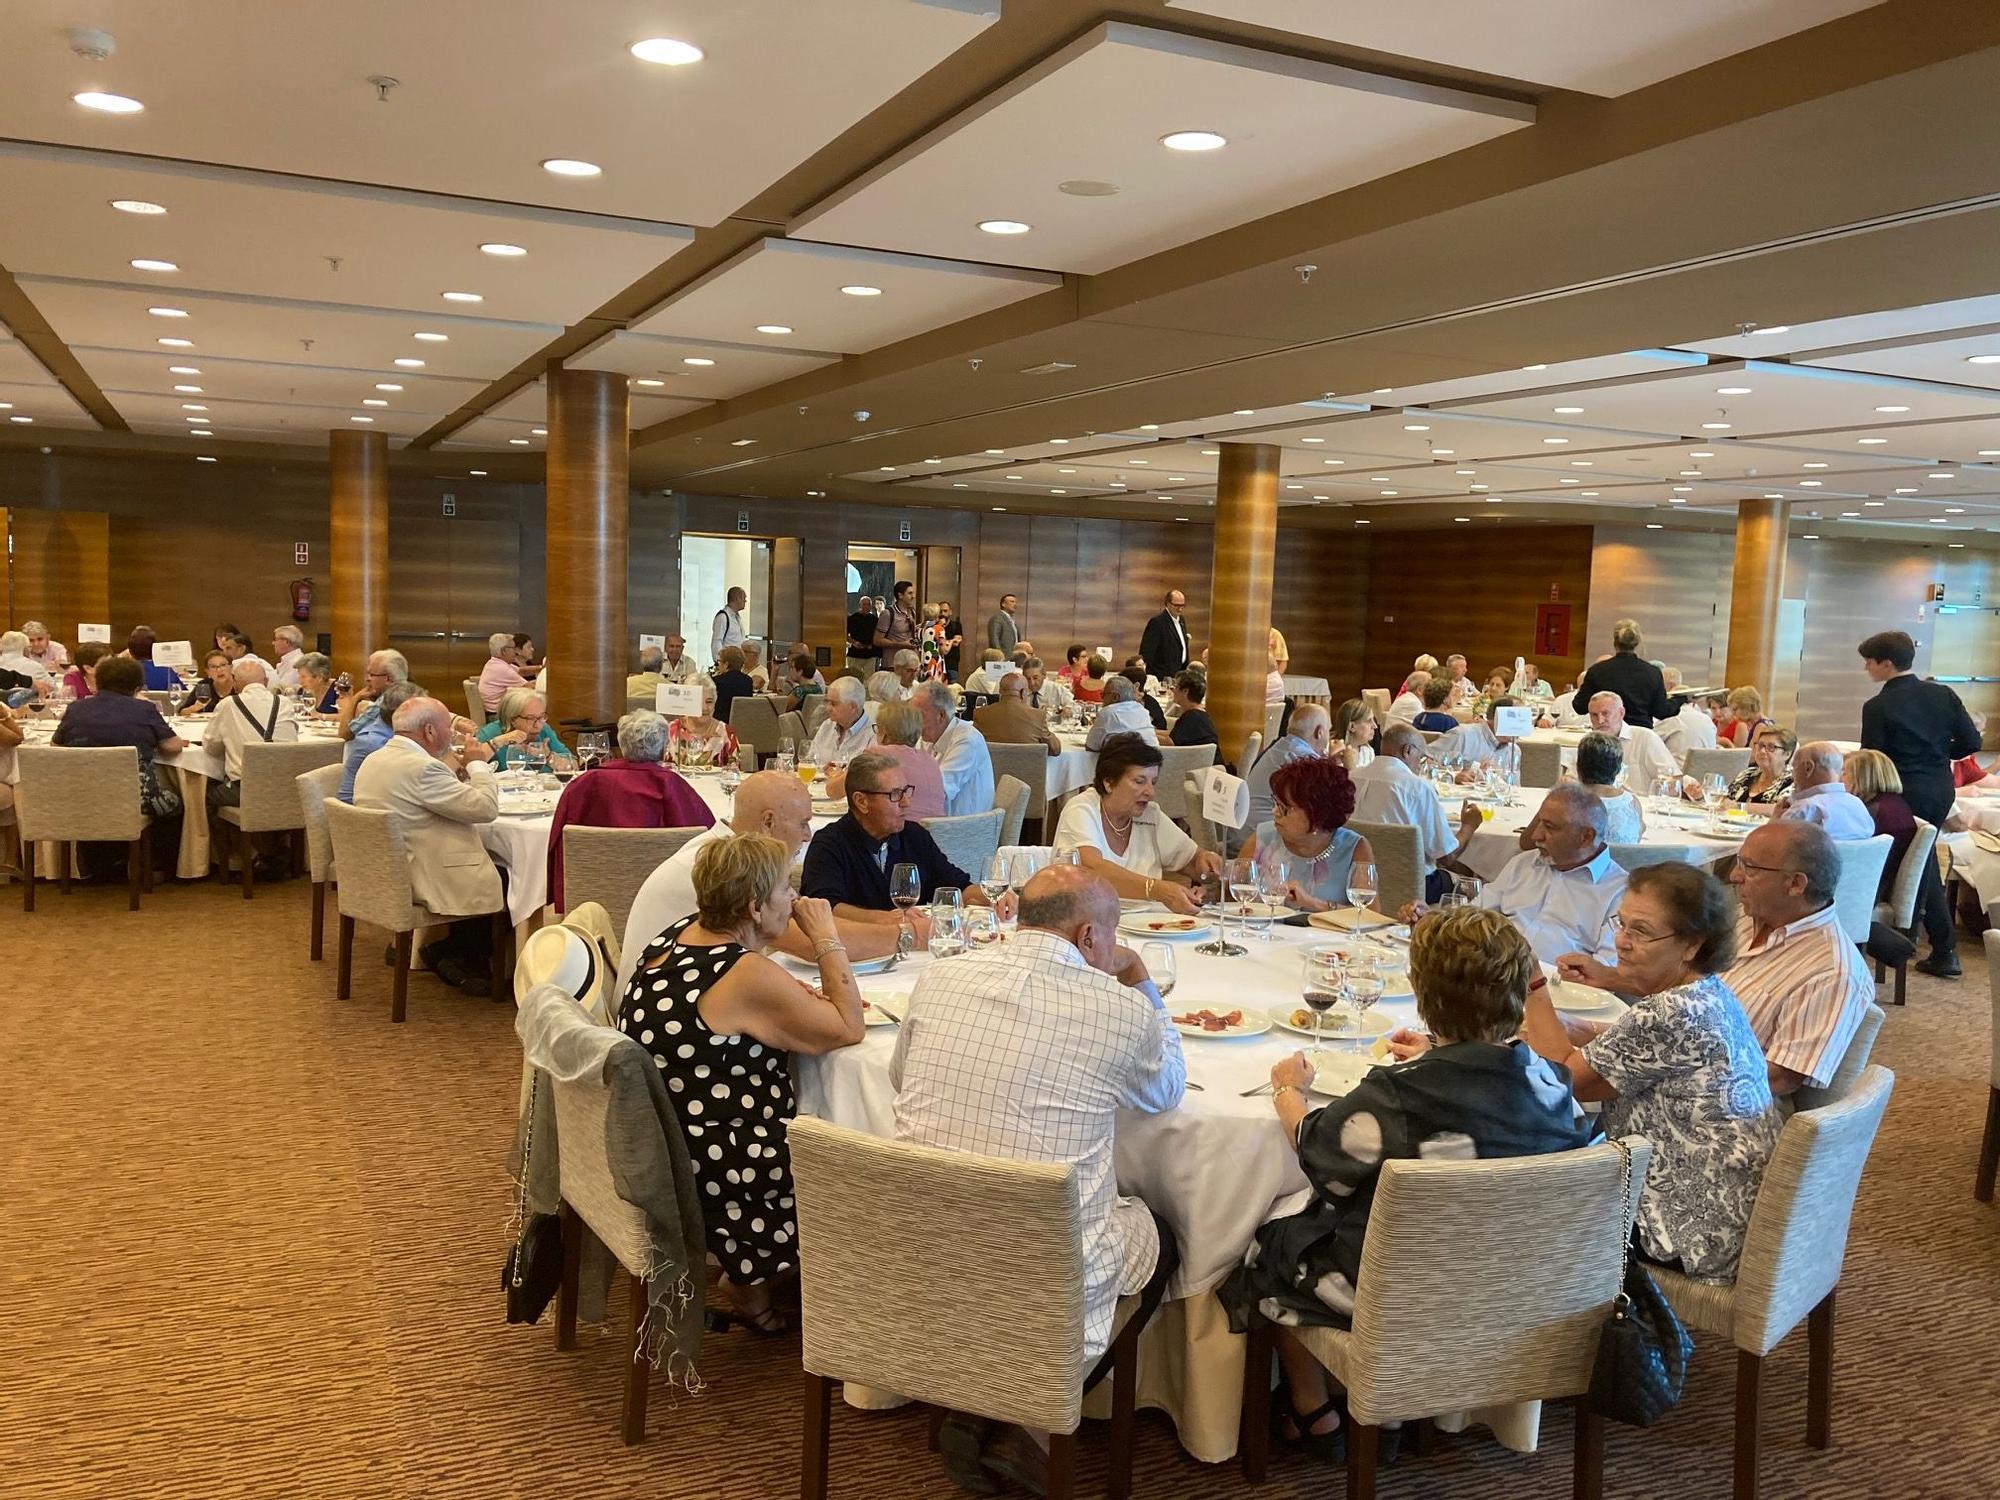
[1573,1396,1605,1500]
[1807,1292,1835,1450]
[554,1203,581,1351]
[620,1271,650,1445]
[1978,1086,2000,1203]
[1413,1416,1438,1458]
[491,910,511,1002]
[126,836,143,911]
[21,847,34,912]
[60,840,71,896]
[1239,1312,1273,1484]
[1734,1348,1764,1500]
[801,1369,832,1500]
[336,914,354,999]
[310,881,326,961]
[1045,1430,1076,1500]
[391,929,412,1023]
[1893,961,1907,1007]
[1346,1420,1379,1500]
[1107,1314,1140,1500]
[211,820,227,884]
[242,829,255,900]
[141,826,154,893]
[926,1405,946,1453]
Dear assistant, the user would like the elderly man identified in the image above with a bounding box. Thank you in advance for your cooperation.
[655,633,698,684]
[892,864,1185,1492]
[1657,672,1721,760]
[1021,656,1072,716]
[1447,784,1627,964]
[218,629,271,676]
[626,645,665,708]
[202,659,299,809]
[809,675,877,768]
[354,696,503,990]
[337,648,410,739]
[615,770,899,996]
[889,648,923,699]
[1386,670,1430,725]
[0,631,52,700]
[339,678,422,803]
[20,621,68,673]
[478,631,529,714]
[800,750,995,929]
[1780,741,1875,839]
[987,592,1021,654]
[1587,691,1682,796]
[845,594,881,677]
[1354,722,1482,900]
[1244,702,1331,834]
[544,710,714,909]
[1138,588,1191,680]
[270,625,306,693]
[975,672,1062,755]
[914,680,994,817]
[1084,674,1157,751]
[1443,653,1472,694]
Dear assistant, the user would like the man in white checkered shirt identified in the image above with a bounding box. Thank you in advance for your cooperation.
[890,865,1185,1493]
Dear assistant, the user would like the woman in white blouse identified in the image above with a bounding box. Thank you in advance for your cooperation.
[1053,733,1221,915]
[1333,698,1377,773]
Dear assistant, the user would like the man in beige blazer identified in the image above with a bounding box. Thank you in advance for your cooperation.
[353,695,503,989]
[974,672,1062,756]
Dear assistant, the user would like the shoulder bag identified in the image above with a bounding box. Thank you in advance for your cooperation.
[1588,1137,1694,1426]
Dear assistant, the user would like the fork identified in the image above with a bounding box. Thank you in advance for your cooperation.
[1239,1081,1275,1097]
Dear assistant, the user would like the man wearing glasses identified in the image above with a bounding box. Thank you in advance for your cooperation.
[800,750,1006,929]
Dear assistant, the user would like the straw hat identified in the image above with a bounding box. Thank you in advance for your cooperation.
[512,901,621,1023]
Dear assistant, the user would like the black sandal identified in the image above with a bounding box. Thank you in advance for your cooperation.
[703,1303,794,1336]
[1277,1393,1345,1462]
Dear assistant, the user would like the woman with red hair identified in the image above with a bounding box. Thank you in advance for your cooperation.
[1242,755,1373,911]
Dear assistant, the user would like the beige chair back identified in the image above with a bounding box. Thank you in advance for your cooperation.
[563,824,705,942]
[233,739,344,833]
[16,745,144,843]
[1794,1002,1884,1112]
[1153,743,1217,821]
[463,678,486,725]
[984,741,1050,819]
[1609,842,1699,873]
[1346,819,1421,914]
[729,694,782,756]
[323,799,427,934]
[1685,746,1751,783]
[992,774,1030,848]
[548,1035,657,1276]
[789,1116,1089,1433]
[1988,927,2000,1091]
[803,696,830,739]
[777,709,808,748]
[1362,688,1392,721]
[1262,702,1285,749]
[1878,818,1939,930]
[1335,1139,1649,1426]
[1238,731,1263,778]
[919,808,1004,881]
[1518,739,1563,789]
[1830,833,1893,944]
[296,762,345,882]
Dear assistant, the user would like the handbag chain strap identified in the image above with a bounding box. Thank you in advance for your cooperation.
[510,1071,540,1289]
[1608,1135,1635,1315]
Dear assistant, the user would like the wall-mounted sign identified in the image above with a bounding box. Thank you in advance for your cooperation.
[898,519,912,542]
[737,510,750,533]
[295,542,309,565]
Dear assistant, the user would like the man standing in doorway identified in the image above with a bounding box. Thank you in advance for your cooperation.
[1139,589,1190,680]
[988,592,1021,655]
[879,580,920,657]
[710,586,748,667]
[846,594,881,677]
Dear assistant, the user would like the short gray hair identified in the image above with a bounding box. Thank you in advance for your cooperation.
[866,670,902,704]
[20,620,47,636]
[297,651,332,681]
[826,675,866,709]
[496,686,544,726]
[369,648,410,682]
[1765,818,1841,905]
[231,658,269,686]
[638,646,664,672]
[1022,656,1045,673]
[915,680,956,714]
[617,709,668,762]
[376,680,423,718]
[1101,674,1135,704]
[892,649,921,671]
[488,632,514,657]
[0,631,27,656]
[274,624,303,650]
[1380,723,1425,759]
[1792,740,1844,785]
[1542,781,1608,840]
[844,750,898,795]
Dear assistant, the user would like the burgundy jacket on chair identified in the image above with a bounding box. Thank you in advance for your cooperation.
[546,760,716,911]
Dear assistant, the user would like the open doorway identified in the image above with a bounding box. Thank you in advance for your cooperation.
[682,534,772,665]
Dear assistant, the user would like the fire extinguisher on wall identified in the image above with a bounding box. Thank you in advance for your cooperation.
[290,577,314,622]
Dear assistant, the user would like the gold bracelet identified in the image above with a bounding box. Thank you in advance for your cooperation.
[1273,1084,1305,1107]
[813,940,848,958]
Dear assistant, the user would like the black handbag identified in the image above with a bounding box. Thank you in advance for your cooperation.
[502,1073,565,1325]
[1588,1139,1694,1426]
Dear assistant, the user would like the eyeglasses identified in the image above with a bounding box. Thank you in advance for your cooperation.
[1731,857,1797,879]
[1608,913,1678,944]
[513,713,547,727]
[855,785,915,805]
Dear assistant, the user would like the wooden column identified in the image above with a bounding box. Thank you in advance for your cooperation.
[329,428,389,664]
[545,368,628,729]
[1724,497,1788,700]
[1209,442,1280,765]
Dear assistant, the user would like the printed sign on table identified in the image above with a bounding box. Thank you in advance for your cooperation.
[76,622,112,643]
[638,633,665,651]
[154,639,196,671]
[657,682,704,716]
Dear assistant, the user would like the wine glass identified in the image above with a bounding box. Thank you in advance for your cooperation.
[1302,947,1345,1062]
[165,681,186,717]
[718,763,742,798]
[1343,969,1385,1049]
[1141,941,1177,1000]
[927,904,964,958]
[1346,859,1378,922]
[890,862,922,958]
[981,854,1013,908]
[795,754,818,788]
[1255,854,1290,940]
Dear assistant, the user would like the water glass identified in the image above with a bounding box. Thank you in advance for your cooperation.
[718,765,742,797]
[1141,941,1177,999]
[1346,859,1378,916]
[928,906,965,958]
[964,908,1001,947]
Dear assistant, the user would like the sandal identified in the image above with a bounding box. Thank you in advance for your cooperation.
[1277,1393,1345,1463]
[703,1302,794,1336]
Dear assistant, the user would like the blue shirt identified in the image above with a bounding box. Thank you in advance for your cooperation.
[1254,820,1360,907]
[338,705,393,803]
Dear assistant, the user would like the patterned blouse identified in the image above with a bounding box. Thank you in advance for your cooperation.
[1585,973,1782,1280]
[1726,765,1791,804]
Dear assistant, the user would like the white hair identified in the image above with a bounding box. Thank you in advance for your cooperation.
[231,659,269,685]
[368,649,410,682]
[1100,674,1135,703]
[826,676,866,709]
[487,632,513,657]
[274,624,303,650]
[1792,741,1844,785]
[617,710,668,762]
[0,631,27,656]
[21,620,48,637]
[892,649,920,671]
[915,680,956,714]
[867,670,902,704]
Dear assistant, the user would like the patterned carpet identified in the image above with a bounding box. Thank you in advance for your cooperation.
[3,875,1996,1500]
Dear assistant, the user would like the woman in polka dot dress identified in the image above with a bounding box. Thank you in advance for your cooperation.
[617,832,866,1332]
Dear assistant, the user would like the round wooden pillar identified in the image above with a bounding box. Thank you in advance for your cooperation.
[328,428,389,666]
[1209,442,1281,767]
[545,369,629,729]
[1725,497,1789,701]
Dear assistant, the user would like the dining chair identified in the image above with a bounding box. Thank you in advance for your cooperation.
[1608,842,1699,873]
[1345,820,1421,916]
[323,800,510,1020]
[1828,834,1893,945]
[1870,818,1938,1005]
[1361,687,1392,721]
[1518,739,1564,789]
[1238,731,1264,783]
[1685,747,1752,783]
[1183,772,1225,855]
[1977,929,1999,1203]
[213,738,344,899]
[1262,702,1286,751]
[1651,1066,1894,1500]
[1793,1001,1883,1112]
[986,741,1052,843]
[561,824,705,946]
[728,695,782,764]
[1240,1138,1648,1500]
[15,744,151,912]
[1153,744,1218,823]
[462,677,487,726]
[919,808,1005,885]
[295,762,345,960]
[735,743,757,774]
[789,1116,1145,1500]
[993,773,1030,848]
[803,695,831,739]
[777,708,808,748]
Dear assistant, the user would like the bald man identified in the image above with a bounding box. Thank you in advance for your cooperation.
[203,657,300,807]
[973,671,1062,755]
[614,769,900,998]
[1778,741,1875,840]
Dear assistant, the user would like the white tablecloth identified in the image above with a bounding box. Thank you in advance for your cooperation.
[1047,733,1098,801]
[1940,788,2000,906]
[1281,674,1332,702]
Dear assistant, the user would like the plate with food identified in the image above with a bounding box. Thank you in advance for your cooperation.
[1270,1007,1397,1042]
[1170,1007,1272,1039]
[1117,913,1216,940]
[810,798,847,816]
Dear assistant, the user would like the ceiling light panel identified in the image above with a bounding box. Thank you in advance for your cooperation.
[1797,327,2000,395]
[1329,350,1706,410]
[471,379,709,430]
[115,394,439,443]
[1679,292,2000,358]
[571,329,838,401]
[0,2,993,226]
[1161,0,1880,95]
[631,236,1058,354]
[80,350,487,412]
[792,21,1531,274]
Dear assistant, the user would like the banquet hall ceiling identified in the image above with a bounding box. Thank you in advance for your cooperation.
[4,0,2000,540]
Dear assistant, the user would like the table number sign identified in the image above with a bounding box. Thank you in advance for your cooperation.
[638,633,665,651]
[154,639,196,671]
[657,682,704,715]
[76,622,112,643]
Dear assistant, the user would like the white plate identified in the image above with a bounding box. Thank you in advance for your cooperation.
[1550,980,1623,1016]
[1117,914,1215,940]
[858,988,904,1026]
[1306,909,1410,941]
[1691,823,1753,842]
[1303,1050,1382,1098]
[1269,1007,1397,1041]
[811,799,846,816]
[1170,1007,1273,1039]
[777,950,904,977]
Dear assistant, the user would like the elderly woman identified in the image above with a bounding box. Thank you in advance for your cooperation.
[864,668,904,720]
[667,678,739,766]
[50,654,187,821]
[1528,863,1781,1280]
[60,641,112,700]
[1222,908,1589,1453]
[1721,685,1766,747]
[1575,730,1646,843]
[1397,652,1440,698]
[1243,756,1374,912]
[1722,721,1796,805]
[181,650,236,714]
[295,652,339,715]
[617,833,864,1332]
[1845,747,1956,975]
[546,710,716,909]
[1053,733,1220,914]
[711,644,756,725]
[1062,642,1092,689]
[1411,675,1458,734]
[1332,698,1376,772]
[825,699,942,815]
[476,687,573,769]
[740,640,769,691]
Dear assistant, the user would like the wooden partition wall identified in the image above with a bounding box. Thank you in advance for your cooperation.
[0,504,110,641]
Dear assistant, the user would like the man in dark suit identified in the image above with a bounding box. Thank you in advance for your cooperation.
[1138,589,1191,680]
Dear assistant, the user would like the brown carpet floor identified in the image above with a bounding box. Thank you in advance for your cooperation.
[3,876,1996,1500]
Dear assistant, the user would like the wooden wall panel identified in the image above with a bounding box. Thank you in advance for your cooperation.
[973,513,1034,653]
[1027,516,1081,653]
[1117,520,1212,666]
[387,513,454,692]
[1586,527,1732,687]
[627,491,683,650]
[6,507,109,642]
[1072,520,1125,665]
[1273,528,1369,698]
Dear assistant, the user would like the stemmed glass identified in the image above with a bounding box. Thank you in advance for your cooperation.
[1249,853,1288,941]
[1343,968,1385,1049]
[165,681,187,717]
[981,854,1013,909]
[1346,859,1379,925]
[1142,941,1177,999]
[1197,857,1249,956]
[890,862,921,957]
[1302,947,1345,1063]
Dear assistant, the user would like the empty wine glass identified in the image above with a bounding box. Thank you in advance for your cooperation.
[1344,969,1385,1049]
[980,854,1013,908]
[1346,859,1378,920]
[1141,941,1177,1000]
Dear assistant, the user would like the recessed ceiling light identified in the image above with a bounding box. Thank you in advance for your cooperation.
[840,285,882,297]
[1455,468,1476,476]
[183,415,207,423]
[729,438,756,446]
[168,365,199,374]
[1048,438,1070,445]
[1949,542,1967,548]
[1895,487,1919,494]
[1800,480,1823,487]
[952,482,968,489]
[1947,507,1966,513]
[1005,474,1022,480]
[1748,325,1790,336]
[925,458,944,465]
[1523,364,1548,372]
[755,324,792,335]
[1130,459,1149,465]
[173,384,201,394]
[1161,130,1227,152]
[1581,491,1600,497]
[1169,476,1187,483]
[110,198,165,215]
[1865,499,1888,506]
[1233,409,1255,416]
[682,356,715,367]
[542,158,601,177]
[1857,437,1888,445]
[469,470,488,477]
[362,398,388,407]
[374,383,403,392]
[1679,470,1702,477]
[531,428,547,436]
[1403,423,1430,432]
[1929,517,1951,524]
[180,403,207,411]
[74,91,143,114]
[157,337,192,347]
[634,378,665,387]
[1553,405,1584,415]
[1980,450,2000,457]
[1965,354,2000,365]
[1300,436,1324,443]
[1874,404,1910,413]
[1354,519,1370,525]
[978,219,1031,236]
[1715,386,1752,396]
[1201,449,1220,456]
[630,36,704,65]
[1368,475,1390,483]
[1841,511,1860,517]
[8,415,31,424]
[1469,483,1489,492]
[349,415,373,423]
[480,242,528,257]
[1802,462,1829,469]
[1673,486,1692,493]
[196,455,216,463]
[1930,471,1956,479]
[1701,422,1732,430]
[1323,458,1344,465]
[394,358,424,368]
[413,331,449,342]
[1560,478,1580,485]
[442,291,483,303]
[509,437,530,446]
[148,306,189,318]
[1646,523,1665,530]
[1542,437,1569,445]
[1570,460,1593,467]
[130,258,178,273]
[1453,516,1471,523]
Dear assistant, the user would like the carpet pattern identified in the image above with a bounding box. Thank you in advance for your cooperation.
[3,876,1996,1499]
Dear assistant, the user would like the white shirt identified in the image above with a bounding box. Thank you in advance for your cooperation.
[890,930,1184,1363]
[614,824,731,1000]
[928,716,994,818]
[1728,904,1874,1090]
[1386,691,1423,724]
[1476,844,1628,964]
[1026,676,1073,715]
[272,647,305,694]
[202,683,300,783]
[1054,787,1197,879]
[0,651,52,690]
[710,607,745,663]
[1085,699,1155,751]
[809,713,875,768]
[1657,702,1718,761]
[1783,782,1877,841]
[1614,722,1681,795]
[660,654,702,685]
[1349,755,1455,876]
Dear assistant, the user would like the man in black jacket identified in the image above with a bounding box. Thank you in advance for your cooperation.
[1568,619,1672,727]
[1138,589,1191,680]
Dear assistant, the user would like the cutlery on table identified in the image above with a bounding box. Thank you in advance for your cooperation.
[1239,1082,1275,1097]
[873,1003,903,1025]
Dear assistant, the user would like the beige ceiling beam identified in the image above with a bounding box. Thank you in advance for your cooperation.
[0,262,127,431]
